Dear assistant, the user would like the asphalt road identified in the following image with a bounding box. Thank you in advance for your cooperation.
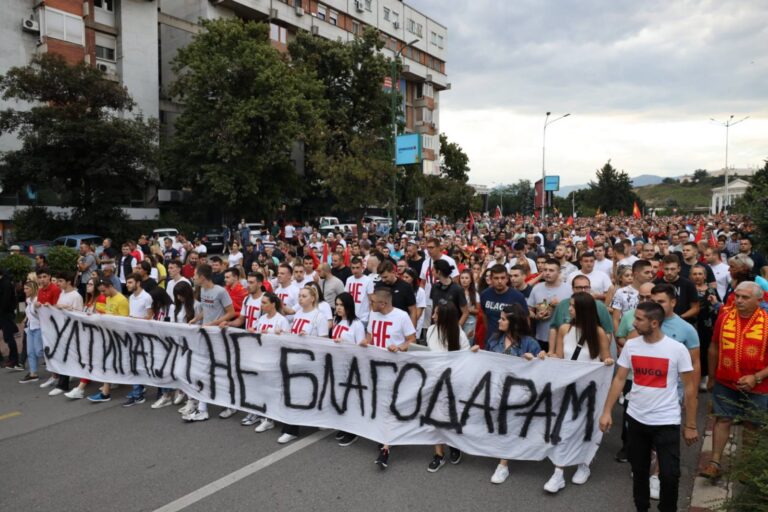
[0,368,707,512]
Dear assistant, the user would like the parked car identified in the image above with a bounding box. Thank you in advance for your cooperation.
[11,240,53,258]
[202,231,224,254]
[245,222,266,245]
[53,234,104,256]
[153,228,179,245]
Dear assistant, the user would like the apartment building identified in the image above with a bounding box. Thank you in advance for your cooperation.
[159,0,449,176]
[0,0,160,233]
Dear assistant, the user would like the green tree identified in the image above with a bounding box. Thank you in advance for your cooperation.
[439,133,470,183]
[582,160,643,215]
[0,54,158,233]
[288,29,392,216]
[736,160,768,253]
[423,175,479,219]
[165,19,324,220]
[693,169,708,181]
[488,180,534,215]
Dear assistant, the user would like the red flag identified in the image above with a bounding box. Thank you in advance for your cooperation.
[586,231,594,248]
[343,244,351,267]
[468,211,475,233]
[534,210,540,219]
[708,231,717,248]
[321,242,329,264]
[694,223,704,243]
[632,201,641,219]
[566,216,574,226]
[308,248,320,269]
[494,206,501,220]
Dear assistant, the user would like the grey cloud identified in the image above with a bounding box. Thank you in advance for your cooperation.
[410,0,768,115]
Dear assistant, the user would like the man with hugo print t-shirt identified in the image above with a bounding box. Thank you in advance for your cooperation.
[361,288,416,470]
[600,302,698,512]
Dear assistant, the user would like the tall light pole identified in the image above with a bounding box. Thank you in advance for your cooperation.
[390,38,420,233]
[541,112,570,218]
[710,115,749,211]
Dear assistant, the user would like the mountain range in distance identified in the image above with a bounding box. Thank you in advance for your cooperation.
[554,174,668,197]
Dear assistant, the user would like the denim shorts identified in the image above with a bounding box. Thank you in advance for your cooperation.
[712,381,768,425]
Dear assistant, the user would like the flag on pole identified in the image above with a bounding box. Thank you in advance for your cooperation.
[494,206,502,220]
[566,216,574,226]
[468,211,475,233]
[343,244,351,267]
[632,201,641,219]
[308,248,320,269]
[322,242,329,265]
[586,231,594,248]
[694,223,704,243]
[708,231,717,248]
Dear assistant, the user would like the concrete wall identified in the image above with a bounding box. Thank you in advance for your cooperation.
[117,0,159,119]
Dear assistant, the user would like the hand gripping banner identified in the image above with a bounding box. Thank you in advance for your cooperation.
[40,308,613,466]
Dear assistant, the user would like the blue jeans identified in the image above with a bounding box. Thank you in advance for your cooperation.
[25,328,43,374]
[128,385,145,398]
[462,315,477,345]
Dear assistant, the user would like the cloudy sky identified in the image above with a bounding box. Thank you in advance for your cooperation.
[408,0,768,187]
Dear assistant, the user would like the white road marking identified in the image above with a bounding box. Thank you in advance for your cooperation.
[153,429,332,512]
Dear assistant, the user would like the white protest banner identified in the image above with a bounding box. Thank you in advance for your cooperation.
[40,308,613,466]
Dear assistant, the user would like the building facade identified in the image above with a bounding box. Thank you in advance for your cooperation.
[159,0,449,176]
[710,178,750,214]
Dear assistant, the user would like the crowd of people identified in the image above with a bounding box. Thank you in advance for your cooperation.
[2,212,767,512]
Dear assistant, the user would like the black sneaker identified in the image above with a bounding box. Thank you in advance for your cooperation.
[375,448,389,470]
[449,447,462,465]
[615,448,628,463]
[19,374,39,384]
[334,431,346,441]
[338,433,358,447]
[427,454,446,473]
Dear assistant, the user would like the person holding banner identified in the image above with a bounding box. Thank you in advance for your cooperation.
[425,302,470,473]
[362,288,417,470]
[181,264,235,422]
[599,302,699,512]
[252,293,290,434]
[543,292,613,494]
[46,272,83,397]
[331,292,366,447]
[18,281,42,384]
[170,281,203,415]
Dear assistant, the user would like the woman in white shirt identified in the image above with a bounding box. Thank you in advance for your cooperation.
[304,282,333,336]
[228,241,244,268]
[255,292,290,334]
[425,303,470,473]
[542,292,613,494]
[173,281,204,415]
[19,281,42,383]
[332,292,366,345]
[402,268,426,337]
[290,287,328,338]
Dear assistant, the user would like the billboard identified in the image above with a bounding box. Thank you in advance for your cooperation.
[544,175,560,191]
[395,133,422,165]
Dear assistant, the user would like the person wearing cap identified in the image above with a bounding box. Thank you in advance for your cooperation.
[430,259,469,328]
[9,245,21,255]
[100,261,121,291]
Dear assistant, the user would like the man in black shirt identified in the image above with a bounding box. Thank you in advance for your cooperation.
[405,240,425,277]
[654,254,699,322]
[137,260,158,293]
[430,259,469,328]
[209,256,226,287]
[509,264,533,298]
[374,260,417,326]
[331,253,352,285]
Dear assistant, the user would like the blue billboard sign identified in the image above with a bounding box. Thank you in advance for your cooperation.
[395,133,422,165]
[544,175,560,191]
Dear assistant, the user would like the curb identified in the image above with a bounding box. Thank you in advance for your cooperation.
[689,415,742,511]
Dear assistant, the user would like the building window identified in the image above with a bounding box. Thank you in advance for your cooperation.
[364,0,372,11]
[437,34,444,48]
[430,31,437,45]
[270,23,287,44]
[352,21,360,36]
[422,134,435,149]
[94,0,114,11]
[329,10,338,26]
[416,23,423,37]
[317,5,326,21]
[383,7,390,21]
[43,7,84,45]
[391,12,399,25]
[424,82,433,97]
[95,33,116,61]
[407,19,415,33]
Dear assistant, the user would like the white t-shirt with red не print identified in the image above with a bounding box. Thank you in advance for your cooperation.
[366,308,416,349]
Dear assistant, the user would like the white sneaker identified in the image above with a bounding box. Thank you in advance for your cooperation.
[172,390,186,405]
[64,387,85,400]
[241,413,260,426]
[543,469,566,493]
[277,433,297,444]
[254,419,275,433]
[178,400,197,416]
[572,463,591,485]
[699,376,708,392]
[490,464,510,484]
[218,407,237,419]
[649,475,660,500]
[40,376,57,388]
[151,395,173,409]
[48,387,65,396]
[183,410,209,422]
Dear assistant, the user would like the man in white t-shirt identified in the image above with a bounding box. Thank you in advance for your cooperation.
[600,302,698,512]
[46,272,84,397]
[284,223,295,242]
[345,257,371,323]
[611,259,654,333]
[122,273,154,407]
[362,288,417,470]
[705,246,730,300]
[292,262,313,287]
[165,260,190,300]
[593,244,613,277]
[567,252,613,301]
[227,272,263,331]
[274,262,299,320]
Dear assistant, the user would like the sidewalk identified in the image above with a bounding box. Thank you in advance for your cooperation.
[689,416,741,511]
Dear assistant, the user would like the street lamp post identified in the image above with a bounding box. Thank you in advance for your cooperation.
[541,112,570,218]
[710,115,749,211]
[390,38,420,234]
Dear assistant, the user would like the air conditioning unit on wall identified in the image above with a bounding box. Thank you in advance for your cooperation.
[22,18,40,32]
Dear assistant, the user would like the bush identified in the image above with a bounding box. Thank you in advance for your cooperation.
[46,245,79,275]
[722,407,768,511]
[0,253,34,284]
